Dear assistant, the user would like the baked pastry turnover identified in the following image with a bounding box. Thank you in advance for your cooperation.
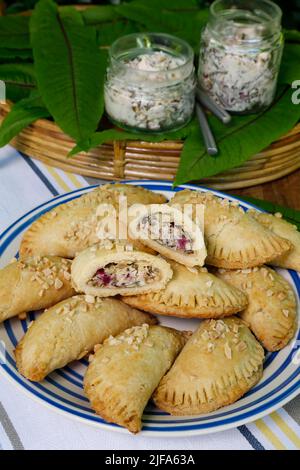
[171,190,291,269]
[216,266,297,351]
[129,204,207,267]
[0,256,75,323]
[153,318,264,415]
[71,242,173,297]
[19,184,165,259]
[84,324,186,433]
[15,295,156,381]
[248,210,300,272]
[122,261,248,318]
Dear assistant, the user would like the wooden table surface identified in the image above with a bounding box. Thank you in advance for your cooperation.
[231,169,300,210]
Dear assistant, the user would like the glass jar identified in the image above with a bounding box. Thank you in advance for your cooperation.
[104,33,196,133]
[198,0,283,114]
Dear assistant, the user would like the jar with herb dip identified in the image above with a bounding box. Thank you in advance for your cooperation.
[198,0,283,114]
[104,33,196,132]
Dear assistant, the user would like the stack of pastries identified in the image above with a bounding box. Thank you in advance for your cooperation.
[0,184,299,434]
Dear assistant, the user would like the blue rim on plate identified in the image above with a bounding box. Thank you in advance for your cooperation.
[0,181,299,437]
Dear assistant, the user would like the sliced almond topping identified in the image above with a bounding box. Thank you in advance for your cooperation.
[282,309,289,318]
[54,278,63,290]
[63,271,71,281]
[224,342,232,359]
[241,268,251,274]
[43,268,52,277]
[266,289,274,297]
[85,295,95,304]
[101,356,110,364]
[278,292,286,301]
[237,341,247,352]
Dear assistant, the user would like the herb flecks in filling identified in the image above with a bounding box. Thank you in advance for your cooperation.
[105,51,195,131]
[89,262,160,288]
[140,215,194,254]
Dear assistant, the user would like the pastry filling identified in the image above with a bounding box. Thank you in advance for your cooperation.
[139,215,194,253]
[88,262,160,288]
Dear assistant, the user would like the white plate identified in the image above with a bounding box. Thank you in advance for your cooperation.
[0,181,299,437]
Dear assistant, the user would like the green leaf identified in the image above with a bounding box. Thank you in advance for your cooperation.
[69,119,197,156]
[174,86,300,186]
[0,91,49,147]
[0,15,30,49]
[116,3,208,49]
[279,43,300,85]
[0,62,36,101]
[236,195,300,231]
[284,29,300,43]
[132,0,200,10]
[81,5,121,25]
[0,48,33,62]
[96,19,140,48]
[30,0,107,142]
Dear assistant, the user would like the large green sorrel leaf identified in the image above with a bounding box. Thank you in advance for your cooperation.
[0,63,36,101]
[174,86,300,186]
[30,0,107,142]
[0,91,49,147]
[0,15,30,49]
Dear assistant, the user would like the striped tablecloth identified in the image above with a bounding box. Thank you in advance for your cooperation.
[0,145,299,450]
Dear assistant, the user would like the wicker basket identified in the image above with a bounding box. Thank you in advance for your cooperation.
[1,101,300,189]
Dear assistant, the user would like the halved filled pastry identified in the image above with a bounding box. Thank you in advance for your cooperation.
[84,324,186,433]
[216,266,297,351]
[248,210,300,272]
[0,256,75,323]
[122,261,248,318]
[15,295,156,381]
[171,190,291,269]
[128,204,207,267]
[153,317,264,415]
[71,242,173,297]
[19,184,165,259]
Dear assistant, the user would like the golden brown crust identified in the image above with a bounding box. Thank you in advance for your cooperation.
[101,183,167,205]
[19,184,165,259]
[15,295,157,382]
[71,242,173,297]
[153,318,264,415]
[122,261,248,318]
[216,266,297,351]
[248,210,300,272]
[0,256,75,322]
[171,191,291,269]
[84,325,186,433]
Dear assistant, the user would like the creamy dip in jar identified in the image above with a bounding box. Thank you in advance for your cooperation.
[104,33,196,132]
[198,0,283,114]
